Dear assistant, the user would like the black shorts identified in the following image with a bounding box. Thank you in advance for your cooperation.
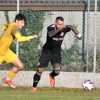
[38,48,62,68]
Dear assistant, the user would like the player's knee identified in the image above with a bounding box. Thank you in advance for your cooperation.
[54,69,60,76]
[13,58,24,70]
[37,67,44,73]
[18,63,24,70]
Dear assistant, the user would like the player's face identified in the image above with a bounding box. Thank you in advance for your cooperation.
[55,20,64,30]
[16,20,25,29]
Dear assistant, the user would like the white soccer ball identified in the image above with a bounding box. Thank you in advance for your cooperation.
[82,80,94,91]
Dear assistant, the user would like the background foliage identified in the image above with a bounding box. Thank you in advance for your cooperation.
[1,11,100,72]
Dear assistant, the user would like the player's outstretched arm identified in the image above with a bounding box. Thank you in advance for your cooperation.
[15,31,38,42]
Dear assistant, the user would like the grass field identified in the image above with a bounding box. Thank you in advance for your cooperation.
[0,87,100,100]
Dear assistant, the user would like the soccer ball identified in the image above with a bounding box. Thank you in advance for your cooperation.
[82,80,94,91]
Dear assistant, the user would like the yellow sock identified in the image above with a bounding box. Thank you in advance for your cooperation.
[7,71,16,80]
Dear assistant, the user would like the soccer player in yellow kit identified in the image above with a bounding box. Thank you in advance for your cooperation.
[0,13,37,88]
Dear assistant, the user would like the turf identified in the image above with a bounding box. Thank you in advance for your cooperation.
[0,87,100,100]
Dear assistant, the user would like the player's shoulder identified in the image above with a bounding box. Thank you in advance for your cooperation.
[7,22,16,31]
[47,24,55,29]
[9,22,16,27]
[1,22,15,32]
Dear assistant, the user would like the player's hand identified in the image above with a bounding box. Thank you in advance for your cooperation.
[32,34,38,39]
[32,32,39,39]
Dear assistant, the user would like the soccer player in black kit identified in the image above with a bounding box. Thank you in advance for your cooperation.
[32,16,82,92]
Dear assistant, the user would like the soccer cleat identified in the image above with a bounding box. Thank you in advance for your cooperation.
[32,87,37,93]
[3,78,16,89]
[49,75,55,87]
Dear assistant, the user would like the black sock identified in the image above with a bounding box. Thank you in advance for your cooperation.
[33,72,42,87]
[50,70,58,78]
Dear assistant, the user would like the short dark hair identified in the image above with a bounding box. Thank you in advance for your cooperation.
[15,13,26,22]
[56,16,64,21]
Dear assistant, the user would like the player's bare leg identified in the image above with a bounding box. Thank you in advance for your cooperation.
[49,74,55,87]
[3,57,23,89]
[49,64,61,87]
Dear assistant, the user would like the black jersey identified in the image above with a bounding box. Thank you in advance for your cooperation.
[43,24,79,50]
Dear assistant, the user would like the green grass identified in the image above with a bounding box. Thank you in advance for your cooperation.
[0,87,100,100]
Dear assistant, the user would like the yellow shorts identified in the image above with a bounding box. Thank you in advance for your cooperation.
[0,49,17,64]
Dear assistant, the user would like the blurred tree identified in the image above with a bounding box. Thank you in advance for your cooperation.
[18,10,45,70]
[62,39,83,72]
[21,10,45,34]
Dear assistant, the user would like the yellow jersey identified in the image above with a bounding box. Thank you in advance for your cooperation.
[0,22,33,56]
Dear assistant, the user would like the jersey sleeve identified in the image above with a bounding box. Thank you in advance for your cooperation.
[65,25,82,39]
[70,25,79,35]
[64,25,80,33]
[65,25,79,35]
[15,31,33,42]
[64,25,72,32]
[47,25,60,37]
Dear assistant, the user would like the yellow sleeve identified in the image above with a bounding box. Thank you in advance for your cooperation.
[15,31,33,42]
